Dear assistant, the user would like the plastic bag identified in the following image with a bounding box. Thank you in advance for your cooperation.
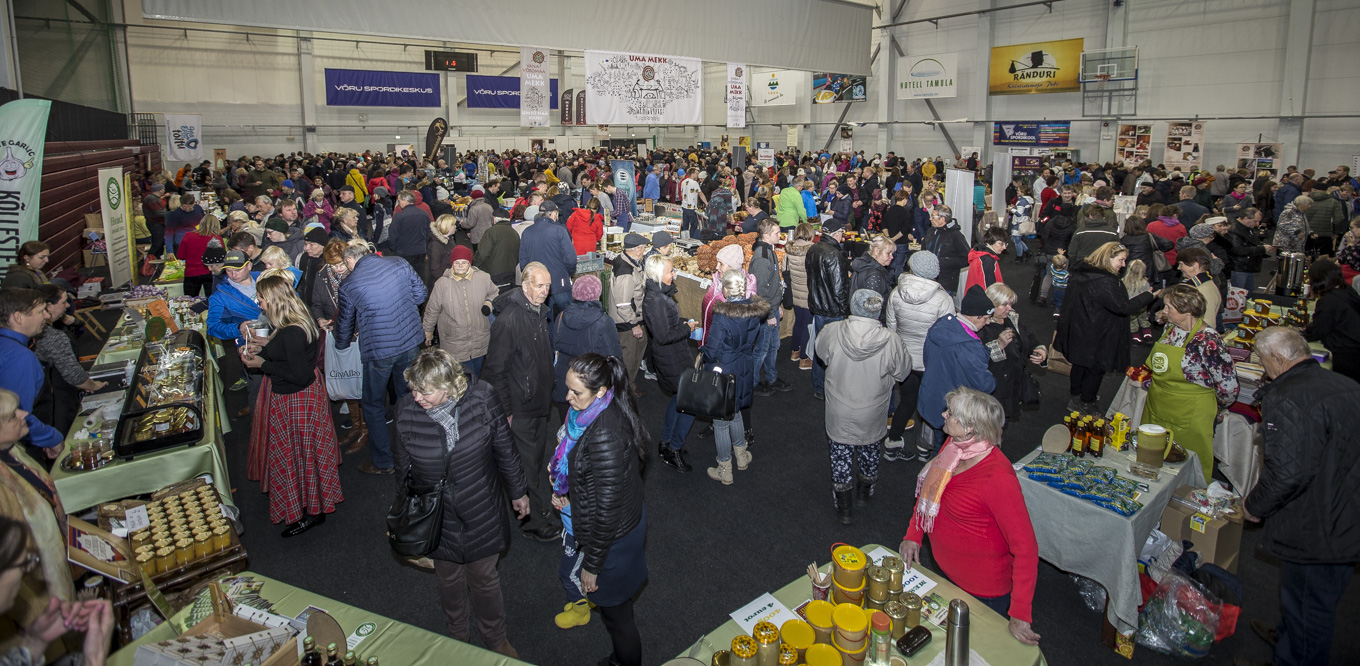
[1070,575,1107,613]
[1135,571,1222,658]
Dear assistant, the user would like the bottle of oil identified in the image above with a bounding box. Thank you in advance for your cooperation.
[302,637,323,666]
[1090,419,1106,458]
[325,643,341,665]
[1063,415,1075,452]
[1072,417,1087,457]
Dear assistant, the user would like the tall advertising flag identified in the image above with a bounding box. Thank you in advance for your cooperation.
[575,90,587,125]
[165,113,203,162]
[561,89,574,126]
[423,117,448,166]
[612,160,638,217]
[726,63,747,129]
[520,47,551,127]
[0,99,50,282]
[98,167,134,288]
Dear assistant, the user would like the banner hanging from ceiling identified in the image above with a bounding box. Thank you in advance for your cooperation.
[1164,121,1205,171]
[520,47,551,127]
[726,63,746,129]
[897,53,957,99]
[584,50,703,124]
[754,70,797,106]
[165,114,203,162]
[575,90,586,125]
[561,89,573,126]
[324,68,440,107]
[1236,142,1283,180]
[0,99,48,282]
[988,38,1084,95]
[812,73,866,103]
[991,121,1071,146]
[465,75,560,109]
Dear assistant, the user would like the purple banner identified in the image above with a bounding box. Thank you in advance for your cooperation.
[465,75,560,109]
[324,68,440,107]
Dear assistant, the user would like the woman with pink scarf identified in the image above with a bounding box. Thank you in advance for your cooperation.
[1222,182,1254,224]
[900,387,1041,646]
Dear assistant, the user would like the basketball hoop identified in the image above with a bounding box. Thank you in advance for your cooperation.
[1095,74,1111,83]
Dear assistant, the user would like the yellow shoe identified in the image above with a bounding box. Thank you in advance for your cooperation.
[554,599,593,629]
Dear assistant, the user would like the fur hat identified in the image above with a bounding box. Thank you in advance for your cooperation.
[851,289,884,319]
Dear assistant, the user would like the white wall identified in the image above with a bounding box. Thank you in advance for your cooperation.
[125,0,1359,172]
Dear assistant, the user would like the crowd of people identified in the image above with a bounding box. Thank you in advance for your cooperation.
[1,142,1357,666]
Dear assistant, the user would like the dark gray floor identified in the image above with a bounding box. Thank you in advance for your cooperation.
[207,271,1360,666]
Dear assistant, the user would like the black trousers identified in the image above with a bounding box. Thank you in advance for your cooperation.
[599,599,642,666]
[888,370,924,440]
[1069,365,1103,402]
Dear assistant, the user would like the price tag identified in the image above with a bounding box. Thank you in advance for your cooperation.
[1190,513,1210,533]
[123,505,150,533]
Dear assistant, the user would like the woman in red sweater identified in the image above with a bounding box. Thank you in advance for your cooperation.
[566,197,605,256]
[901,387,1041,646]
[176,213,224,297]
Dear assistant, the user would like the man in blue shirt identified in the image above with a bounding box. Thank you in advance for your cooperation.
[0,288,65,454]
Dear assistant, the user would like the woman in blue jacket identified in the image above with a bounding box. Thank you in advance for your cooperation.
[700,271,767,486]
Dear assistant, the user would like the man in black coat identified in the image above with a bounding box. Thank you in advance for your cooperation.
[1243,327,1360,666]
[1225,209,1274,292]
[806,218,850,399]
[337,186,369,239]
[483,263,561,542]
[388,191,432,277]
[1172,185,1210,226]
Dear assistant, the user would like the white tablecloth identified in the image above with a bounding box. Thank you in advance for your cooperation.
[1016,446,1206,635]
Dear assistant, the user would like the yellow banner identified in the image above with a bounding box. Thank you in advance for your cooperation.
[989,38,1084,95]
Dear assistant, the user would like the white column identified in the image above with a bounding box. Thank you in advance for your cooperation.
[1277,0,1315,169]
[971,0,995,160]
[297,33,316,153]
[878,26,896,156]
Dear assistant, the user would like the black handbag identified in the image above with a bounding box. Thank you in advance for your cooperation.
[1019,368,1042,406]
[675,354,737,420]
[386,416,457,557]
[781,267,795,310]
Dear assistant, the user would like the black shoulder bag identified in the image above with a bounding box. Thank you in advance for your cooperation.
[676,354,736,420]
[386,409,458,557]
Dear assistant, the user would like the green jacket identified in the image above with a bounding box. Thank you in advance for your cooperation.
[475,220,520,279]
[775,188,807,227]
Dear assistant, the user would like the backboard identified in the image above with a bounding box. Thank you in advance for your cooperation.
[1080,46,1139,117]
[1080,46,1139,82]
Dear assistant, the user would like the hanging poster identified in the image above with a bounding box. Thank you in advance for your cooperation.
[1164,122,1205,171]
[1116,124,1152,164]
[325,69,440,107]
[465,75,560,109]
[612,160,638,216]
[897,53,958,99]
[757,148,775,167]
[991,121,1070,146]
[584,50,702,125]
[726,63,747,129]
[1236,143,1284,179]
[754,70,797,106]
[575,90,587,125]
[988,38,1084,95]
[812,73,867,104]
[561,89,573,126]
[98,167,134,288]
[165,114,202,162]
[520,47,551,127]
[786,126,799,148]
[0,99,49,282]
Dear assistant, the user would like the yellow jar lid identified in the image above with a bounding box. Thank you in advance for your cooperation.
[135,552,154,563]
[731,635,758,658]
[753,621,778,644]
[804,600,836,628]
[155,546,175,557]
[804,643,841,666]
[832,603,868,633]
[779,619,814,649]
[832,545,866,571]
[174,539,193,548]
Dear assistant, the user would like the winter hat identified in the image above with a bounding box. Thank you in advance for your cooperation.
[265,218,289,235]
[470,190,484,200]
[850,289,884,319]
[449,245,474,264]
[150,182,165,192]
[837,184,852,196]
[716,245,745,270]
[304,227,329,245]
[959,285,994,317]
[373,186,389,199]
[677,169,686,177]
[201,238,226,265]
[339,185,355,193]
[1094,180,1108,188]
[623,232,649,249]
[539,200,558,214]
[651,230,674,248]
[523,205,540,220]
[436,187,450,201]
[908,250,940,279]
[1189,223,1216,240]
[1192,176,1209,187]
[572,274,603,302]
[281,179,294,188]
[1204,216,1227,227]
[1169,171,1184,180]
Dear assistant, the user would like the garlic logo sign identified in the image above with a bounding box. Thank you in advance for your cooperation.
[0,145,35,181]
[105,176,122,210]
[532,50,545,64]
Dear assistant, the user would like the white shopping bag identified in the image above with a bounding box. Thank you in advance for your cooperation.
[324,332,363,400]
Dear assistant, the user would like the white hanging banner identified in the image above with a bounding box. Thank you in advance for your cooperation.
[787,126,799,148]
[0,99,49,283]
[164,113,203,162]
[98,167,134,288]
[897,53,958,99]
[520,47,551,128]
[726,63,747,129]
[754,69,798,106]
[585,50,702,125]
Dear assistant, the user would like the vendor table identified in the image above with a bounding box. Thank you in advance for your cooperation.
[1016,447,1206,636]
[109,572,525,666]
[51,321,234,514]
[681,543,1047,666]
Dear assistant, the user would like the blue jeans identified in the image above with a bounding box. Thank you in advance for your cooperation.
[462,355,484,381]
[890,244,911,277]
[1052,287,1066,311]
[975,592,1012,618]
[753,313,780,384]
[361,346,419,469]
[791,306,812,356]
[1275,560,1353,666]
[811,314,844,393]
[713,412,745,463]
[681,208,700,237]
[661,394,695,451]
[1230,271,1256,293]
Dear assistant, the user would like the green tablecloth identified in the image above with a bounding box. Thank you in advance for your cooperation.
[681,543,1046,666]
[51,323,234,513]
[109,572,525,666]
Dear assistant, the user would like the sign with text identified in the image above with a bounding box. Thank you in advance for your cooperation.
[1164,121,1205,171]
[992,121,1071,146]
[575,89,586,125]
[754,69,797,106]
[988,38,1084,95]
[520,47,551,127]
[898,53,958,99]
[561,89,573,125]
[99,167,134,288]
[165,114,202,162]
[324,69,440,107]
[585,50,703,124]
[465,75,560,109]
[0,99,49,282]
[726,63,747,129]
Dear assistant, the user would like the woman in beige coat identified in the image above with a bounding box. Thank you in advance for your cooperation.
[785,222,816,369]
[423,245,499,379]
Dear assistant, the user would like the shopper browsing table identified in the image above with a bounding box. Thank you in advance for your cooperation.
[0,517,112,666]
[901,388,1040,646]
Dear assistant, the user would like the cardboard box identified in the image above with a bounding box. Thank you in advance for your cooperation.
[83,250,107,267]
[1159,486,1243,573]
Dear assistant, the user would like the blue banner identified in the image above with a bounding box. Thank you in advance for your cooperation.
[991,121,1071,146]
[325,69,441,107]
[612,160,637,217]
[465,75,560,109]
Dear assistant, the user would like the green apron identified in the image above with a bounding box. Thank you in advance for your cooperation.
[1143,319,1217,481]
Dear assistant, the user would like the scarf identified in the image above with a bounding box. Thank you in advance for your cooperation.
[913,436,993,533]
[549,389,614,497]
[1228,191,1247,201]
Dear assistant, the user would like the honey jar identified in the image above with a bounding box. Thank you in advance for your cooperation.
[901,593,922,629]
[883,601,908,639]
[194,533,212,558]
[154,546,175,573]
[752,621,779,666]
[153,538,174,551]
[730,635,758,666]
[174,539,194,566]
[777,645,798,666]
[880,556,904,592]
[131,530,153,547]
[211,526,231,552]
[865,564,891,602]
[135,552,156,577]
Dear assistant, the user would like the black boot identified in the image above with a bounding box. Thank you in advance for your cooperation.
[833,489,853,525]
[854,477,875,507]
[660,446,692,473]
[745,428,756,450]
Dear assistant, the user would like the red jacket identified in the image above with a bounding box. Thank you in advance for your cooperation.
[565,208,604,256]
[176,231,220,277]
[964,248,1003,295]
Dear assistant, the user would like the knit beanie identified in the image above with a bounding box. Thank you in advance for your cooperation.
[449,245,474,265]
[959,285,994,317]
[716,245,745,270]
[908,250,940,279]
[850,289,884,319]
[1189,223,1216,240]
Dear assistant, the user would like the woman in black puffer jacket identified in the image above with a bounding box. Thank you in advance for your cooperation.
[555,353,650,666]
[641,254,699,472]
[393,348,528,657]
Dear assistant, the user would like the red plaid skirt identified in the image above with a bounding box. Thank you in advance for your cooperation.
[248,370,343,524]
